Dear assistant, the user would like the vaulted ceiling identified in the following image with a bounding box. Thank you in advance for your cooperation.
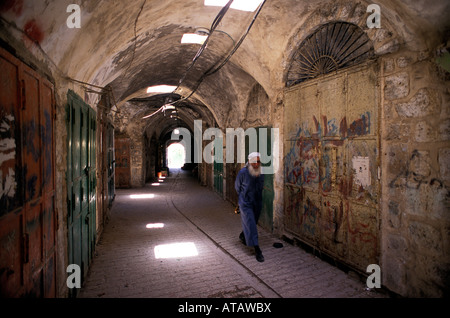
[1,0,449,136]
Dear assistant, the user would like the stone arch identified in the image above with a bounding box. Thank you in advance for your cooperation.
[243,83,270,128]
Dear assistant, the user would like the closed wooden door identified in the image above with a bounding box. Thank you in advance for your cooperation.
[284,63,380,271]
[0,47,56,297]
[114,137,131,188]
[67,90,97,297]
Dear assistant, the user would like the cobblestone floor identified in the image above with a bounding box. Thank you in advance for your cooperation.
[79,169,388,299]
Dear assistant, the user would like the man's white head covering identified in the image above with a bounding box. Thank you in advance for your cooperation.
[248,152,261,163]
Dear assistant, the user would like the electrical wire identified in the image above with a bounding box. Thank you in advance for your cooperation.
[142,0,267,119]
[143,0,235,119]
[120,0,147,88]
[204,0,267,77]
[182,0,266,100]
[174,0,235,93]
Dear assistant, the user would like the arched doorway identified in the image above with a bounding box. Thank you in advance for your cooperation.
[167,142,186,169]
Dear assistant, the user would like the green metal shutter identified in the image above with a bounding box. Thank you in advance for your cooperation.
[66,90,97,296]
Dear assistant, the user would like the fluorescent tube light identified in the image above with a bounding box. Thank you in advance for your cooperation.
[204,0,264,12]
[162,104,176,111]
[181,33,208,44]
[146,85,177,94]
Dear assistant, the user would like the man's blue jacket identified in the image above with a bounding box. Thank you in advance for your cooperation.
[235,166,264,246]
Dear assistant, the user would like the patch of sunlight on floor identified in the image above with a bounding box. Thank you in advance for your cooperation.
[154,242,198,259]
[130,194,156,199]
[146,223,165,229]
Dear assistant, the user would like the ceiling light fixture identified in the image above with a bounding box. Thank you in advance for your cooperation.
[142,0,266,120]
[162,104,176,111]
[146,85,177,94]
[181,33,208,45]
[204,0,264,12]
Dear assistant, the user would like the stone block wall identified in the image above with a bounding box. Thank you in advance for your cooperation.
[381,50,450,297]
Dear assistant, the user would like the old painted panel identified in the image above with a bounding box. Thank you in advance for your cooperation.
[22,69,42,203]
[114,137,131,188]
[89,195,96,257]
[284,137,320,190]
[284,82,318,140]
[0,52,21,215]
[43,253,55,297]
[81,207,90,276]
[70,215,82,274]
[320,76,347,139]
[41,81,56,291]
[320,196,347,258]
[284,185,320,244]
[347,202,378,268]
[346,139,379,203]
[40,76,56,298]
[258,127,274,232]
[72,101,81,183]
[347,67,378,138]
[284,184,303,233]
[214,145,223,195]
[226,162,239,205]
[66,90,97,296]
[41,82,55,194]
[43,197,55,269]
[0,47,56,297]
[24,203,43,290]
[107,123,115,207]
[320,141,345,194]
[0,212,23,297]
[226,139,239,206]
[284,63,380,273]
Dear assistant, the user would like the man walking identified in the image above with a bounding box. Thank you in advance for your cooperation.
[235,152,265,262]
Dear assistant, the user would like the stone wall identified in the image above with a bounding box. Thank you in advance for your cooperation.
[381,49,450,297]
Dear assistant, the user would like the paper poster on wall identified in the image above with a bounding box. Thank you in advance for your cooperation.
[352,156,370,187]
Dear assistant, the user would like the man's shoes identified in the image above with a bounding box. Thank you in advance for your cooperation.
[239,232,246,245]
[255,246,264,262]
[256,252,264,262]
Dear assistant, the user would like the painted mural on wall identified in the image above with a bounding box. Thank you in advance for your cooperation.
[284,63,380,271]
[0,111,17,214]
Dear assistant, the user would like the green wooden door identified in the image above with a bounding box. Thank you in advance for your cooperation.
[67,90,96,296]
[213,145,223,195]
[106,122,115,207]
[259,127,274,232]
[245,126,274,232]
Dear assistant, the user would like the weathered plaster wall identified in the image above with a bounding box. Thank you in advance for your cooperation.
[381,49,450,297]
[277,0,450,297]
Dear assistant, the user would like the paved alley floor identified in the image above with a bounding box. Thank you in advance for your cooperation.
[78,169,388,299]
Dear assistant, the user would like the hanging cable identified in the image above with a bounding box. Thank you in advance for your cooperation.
[180,0,266,101]
[204,0,267,77]
[174,0,235,93]
[142,0,267,119]
[143,0,235,119]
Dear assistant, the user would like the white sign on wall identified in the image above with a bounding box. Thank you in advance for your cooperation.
[352,156,371,187]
